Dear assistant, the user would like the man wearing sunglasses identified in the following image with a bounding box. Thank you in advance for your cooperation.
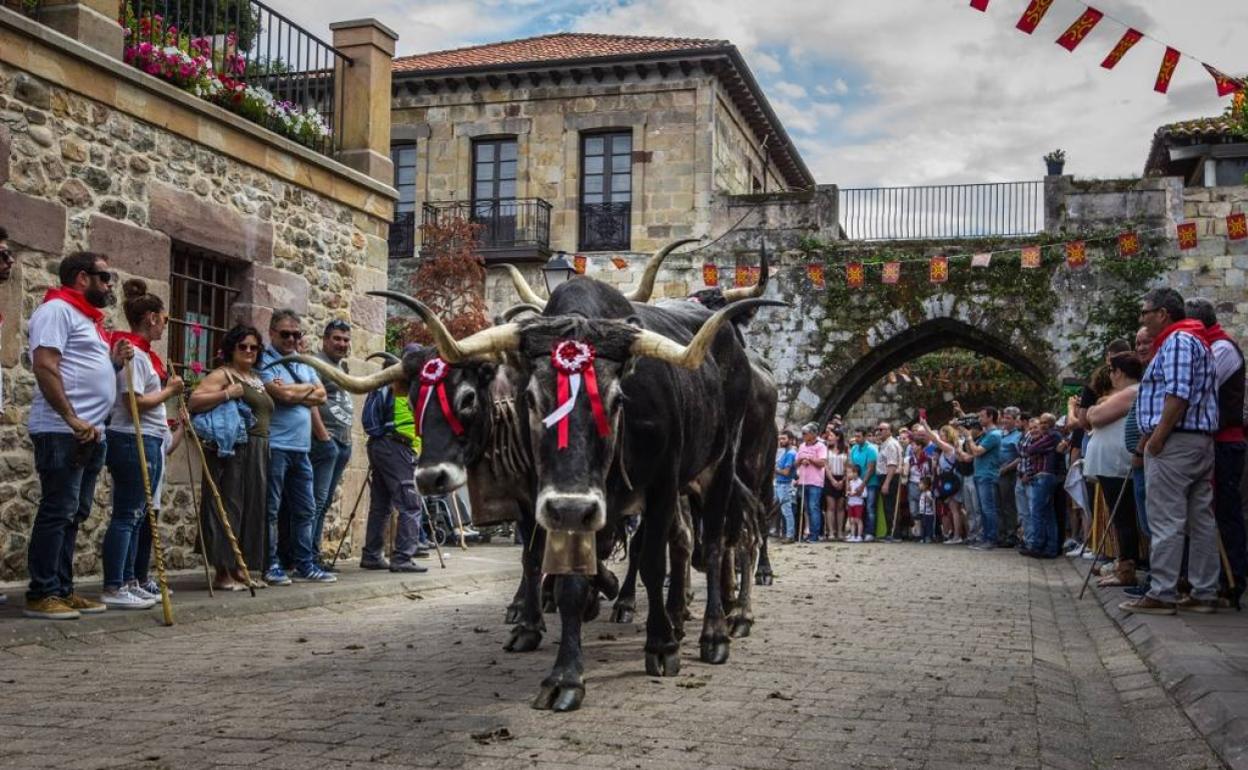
[25,252,133,619]
[310,319,354,573]
[259,309,333,584]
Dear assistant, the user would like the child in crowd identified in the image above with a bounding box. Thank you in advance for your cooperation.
[845,465,865,542]
[918,477,936,543]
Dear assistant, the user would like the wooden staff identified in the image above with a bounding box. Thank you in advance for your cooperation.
[180,403,256,597]
[182,417,213,597]
[421,496,446,569]
[795,484,807,544]
[1079,478,1130,600]
[448,491,469,551]
[888,481,904,540]
[330,468,370,570]
[124,361,173,626]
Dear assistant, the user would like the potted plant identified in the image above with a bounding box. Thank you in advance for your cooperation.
[1044,149,1066,176]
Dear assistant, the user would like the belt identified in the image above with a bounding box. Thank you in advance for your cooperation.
[1171,428,1214,436]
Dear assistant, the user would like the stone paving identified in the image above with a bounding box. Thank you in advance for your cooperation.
[0,542,1224,770]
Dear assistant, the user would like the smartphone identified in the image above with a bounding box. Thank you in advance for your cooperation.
[918,408,927,422]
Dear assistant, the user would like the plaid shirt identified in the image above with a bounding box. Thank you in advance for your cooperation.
[1020,429,1062,478]
[1136,330,1219,434]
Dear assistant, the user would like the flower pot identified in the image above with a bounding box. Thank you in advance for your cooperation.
[1045,160,1065,176]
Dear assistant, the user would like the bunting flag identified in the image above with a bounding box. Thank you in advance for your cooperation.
[1228,213,1247,241]
[1118,231,1141,257]
[1154,47,1181,94]
[734,265,750,288]
[610,256,629,269]
[1021,246,1042,268]
[748,266,761,284]
[930,255,949,283]
[1100,28,1143,69]
[882,261,901,284]
[1056,8,1103,52]
[971,253,992,268]
[1177,222,1199,250]
[846,261,865,289]
[573,254,587,274]
[1066,241,1088,269]
[1204,64,1245,97]
[702,262,718,287]
[970,0,989,10]
[1015,0,1054,34]
[806,263,825,289]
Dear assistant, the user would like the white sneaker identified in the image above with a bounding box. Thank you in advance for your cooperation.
[1081,551,1098,560]
[1065,544,1084,557]
[945,537,963,545]
[126,582,159,602]
[101,589,155,610]
[864,535,875,542]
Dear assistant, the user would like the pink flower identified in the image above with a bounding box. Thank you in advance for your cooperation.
[190,360,204,375]
[191,322,204,337]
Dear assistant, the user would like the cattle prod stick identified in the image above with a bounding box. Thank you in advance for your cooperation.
[124,361,174,625]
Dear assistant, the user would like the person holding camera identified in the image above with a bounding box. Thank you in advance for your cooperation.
[960,406,1004,551]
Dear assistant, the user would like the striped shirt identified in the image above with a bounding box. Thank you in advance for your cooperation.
[1136,330,1219,434]
[1020,429,1062,477]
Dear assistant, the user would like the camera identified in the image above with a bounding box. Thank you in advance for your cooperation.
[955,414,980,429]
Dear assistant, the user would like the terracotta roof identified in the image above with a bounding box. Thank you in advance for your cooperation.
[393,32,728,74]
[1144,114,1246,177]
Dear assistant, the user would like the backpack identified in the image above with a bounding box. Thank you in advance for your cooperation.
[361,386,395,438]
[935,470,962,500]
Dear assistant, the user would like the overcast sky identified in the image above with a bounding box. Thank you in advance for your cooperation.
[286,0,1244,187]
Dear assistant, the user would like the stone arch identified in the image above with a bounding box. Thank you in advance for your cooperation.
[816,318,1052,422]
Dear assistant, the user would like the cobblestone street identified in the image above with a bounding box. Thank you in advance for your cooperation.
[0,542,1224,770]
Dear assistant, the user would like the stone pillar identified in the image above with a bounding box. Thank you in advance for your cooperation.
[39,0,124,60]
[330,18,397,187]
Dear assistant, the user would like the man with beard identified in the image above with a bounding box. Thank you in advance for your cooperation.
[25,252,132,619]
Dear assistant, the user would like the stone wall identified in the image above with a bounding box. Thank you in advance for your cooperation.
[1167,185,1248,332]
[0,11,394,581]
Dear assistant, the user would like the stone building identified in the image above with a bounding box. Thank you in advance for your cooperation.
[384,32,816,303]
[0,4,397,579]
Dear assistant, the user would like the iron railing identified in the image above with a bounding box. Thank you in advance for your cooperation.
[389,210,417,258]
[579,202,632,251]
[839,181,1044,240]
[118,0,349,156]
[422,198,552,254]
[169,246,240,377]
[7,0,43,20]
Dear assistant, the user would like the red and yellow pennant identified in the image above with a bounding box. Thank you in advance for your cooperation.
[610,256,629,270]
[701,263,718,287]
[1021,246,1042,269]
[1015,0,1054,34]
[806,263,825,289]
[846,261,865,289]
[1154,47,1181,94]
[882,261,901,284]
[733,265,749,287]
[1101,28,1143,69]
[970,0,990,10]
[1204,64,1245,97]
[1118,231,1141,257]
[1228,213,1247,242]
[1065,241,1088,269]
[573,254,587,274]
[1177,222,1199,250]
[929,255,949,284]
[1056,8,1103,52]
[748,266,761,285]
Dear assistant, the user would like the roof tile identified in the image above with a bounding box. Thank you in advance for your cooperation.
[393,32,727,73]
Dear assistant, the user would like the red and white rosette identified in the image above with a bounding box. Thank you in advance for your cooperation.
[415,356,463,436]
[543,340,611,449]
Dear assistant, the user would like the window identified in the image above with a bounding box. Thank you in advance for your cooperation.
[472,137,518,247]
[389,143,417,257]
[169,247,239,377]
[579,131,632,251]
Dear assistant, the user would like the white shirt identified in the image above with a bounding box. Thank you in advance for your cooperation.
[827,451,847,476]
[879,437,903,472]
[109,348,167,437]
[847,478,865,506]
[28,299,116,434]
[1212,339,1242,389]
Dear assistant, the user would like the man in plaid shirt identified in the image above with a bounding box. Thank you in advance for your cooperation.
[1120,288,1220,615]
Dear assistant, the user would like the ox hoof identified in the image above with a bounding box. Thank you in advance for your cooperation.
[729,617,753,638]
[699,639,731,665]
[645,651,681,677]
[582,593,602,623]
[610,604,635,624]
[532,684,585,712]
[504,625,543,653]
[503,604,522,625]
[756,573,774,586]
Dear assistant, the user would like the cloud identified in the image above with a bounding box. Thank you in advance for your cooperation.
[772,80,808,100]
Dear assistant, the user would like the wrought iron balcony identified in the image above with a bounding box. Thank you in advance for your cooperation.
[388,210,417,258]
[579,202,632,252]
[421,198,552,262]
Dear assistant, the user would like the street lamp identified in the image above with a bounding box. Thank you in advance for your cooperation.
[541,251,576,295]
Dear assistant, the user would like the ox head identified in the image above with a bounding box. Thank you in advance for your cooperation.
[687,243,770,310]
[399,296,783,533]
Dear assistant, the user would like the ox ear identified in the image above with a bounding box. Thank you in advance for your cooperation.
[624,315,644,330]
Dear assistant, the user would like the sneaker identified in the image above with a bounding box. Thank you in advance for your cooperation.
[63,594,107,615]
[1177,596,1217,614]
[139,579,169,596]
[1123,584,1148,598]
[1080,551,1098,560]
[126,582,159,602]
[970,542,997,551]
[317,561,339,574]
[101,589,155,611]
[359,558,390,571]
[864,535,875,543]
[945,537,963,545]
[291,566,337,583]
[390,562,429,574]
[1061,538,1079,552]
[414,548,432,559]
[23,596,80,620]
[264,566,293,586]
[1119,596,1176,615]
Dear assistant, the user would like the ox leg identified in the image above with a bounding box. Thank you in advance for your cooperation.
[698,464,735,665]
[532,575,590,712]
[665,502,694,642]
[755,528,775,586]
[642,494,681,677]
[729,543,758,638]
[505,516,535,625]
[505,523,545,653]
[610,522,643,624]
[541,574,557,614]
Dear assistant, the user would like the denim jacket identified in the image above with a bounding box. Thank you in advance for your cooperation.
[192,399,255,457]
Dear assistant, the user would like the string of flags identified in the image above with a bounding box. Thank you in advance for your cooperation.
[969,0,1246,97]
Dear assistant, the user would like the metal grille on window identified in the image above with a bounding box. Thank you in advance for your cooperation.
[579,132,632,251]
[389,143,418,257]
[169,248,240,379]
[472,138,519,248]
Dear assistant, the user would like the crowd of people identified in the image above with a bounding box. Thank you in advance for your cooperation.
[774,287,1248,614]
[2,246,474,621]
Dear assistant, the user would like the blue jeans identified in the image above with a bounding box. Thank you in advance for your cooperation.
[798,484,824,541]
[1014,480,1029,539]
[775,482,795,539]
[102,431,164,589]
[864,484,880,537]
[267,448,317,573]
[310,438,352,559]
[973,477,999,545]
[1026,474,1060,556]
[27,433,107,601]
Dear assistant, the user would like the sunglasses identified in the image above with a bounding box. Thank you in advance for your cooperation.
[85,268,113,283]
[236,343,260,352]
[325,320,351,333]
[278,330,304,340]
[0,249,12,263]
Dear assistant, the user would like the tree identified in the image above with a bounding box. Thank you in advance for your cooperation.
[389,217,490,348]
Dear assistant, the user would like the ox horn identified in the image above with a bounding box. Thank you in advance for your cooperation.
[629,298,786,370]
[721,243,771,301]
[626,237,700,302]
[368,290,520,363]
[501,303,545,322]
[490,264,547,308]
[273,353,405,393]
[366,351,402,367]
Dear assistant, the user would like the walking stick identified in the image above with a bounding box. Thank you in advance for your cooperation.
[182,418,213,597]
[124,361,173,626]
[422,496,446,569]
[889,481,904,540]
[330,468,370,570]
[1079,478,1131,600]
[796,484,807,544]
[180,403,256,597]
[448,491,469,551]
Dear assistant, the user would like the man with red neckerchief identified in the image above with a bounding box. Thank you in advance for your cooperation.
[25,252,133,620]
